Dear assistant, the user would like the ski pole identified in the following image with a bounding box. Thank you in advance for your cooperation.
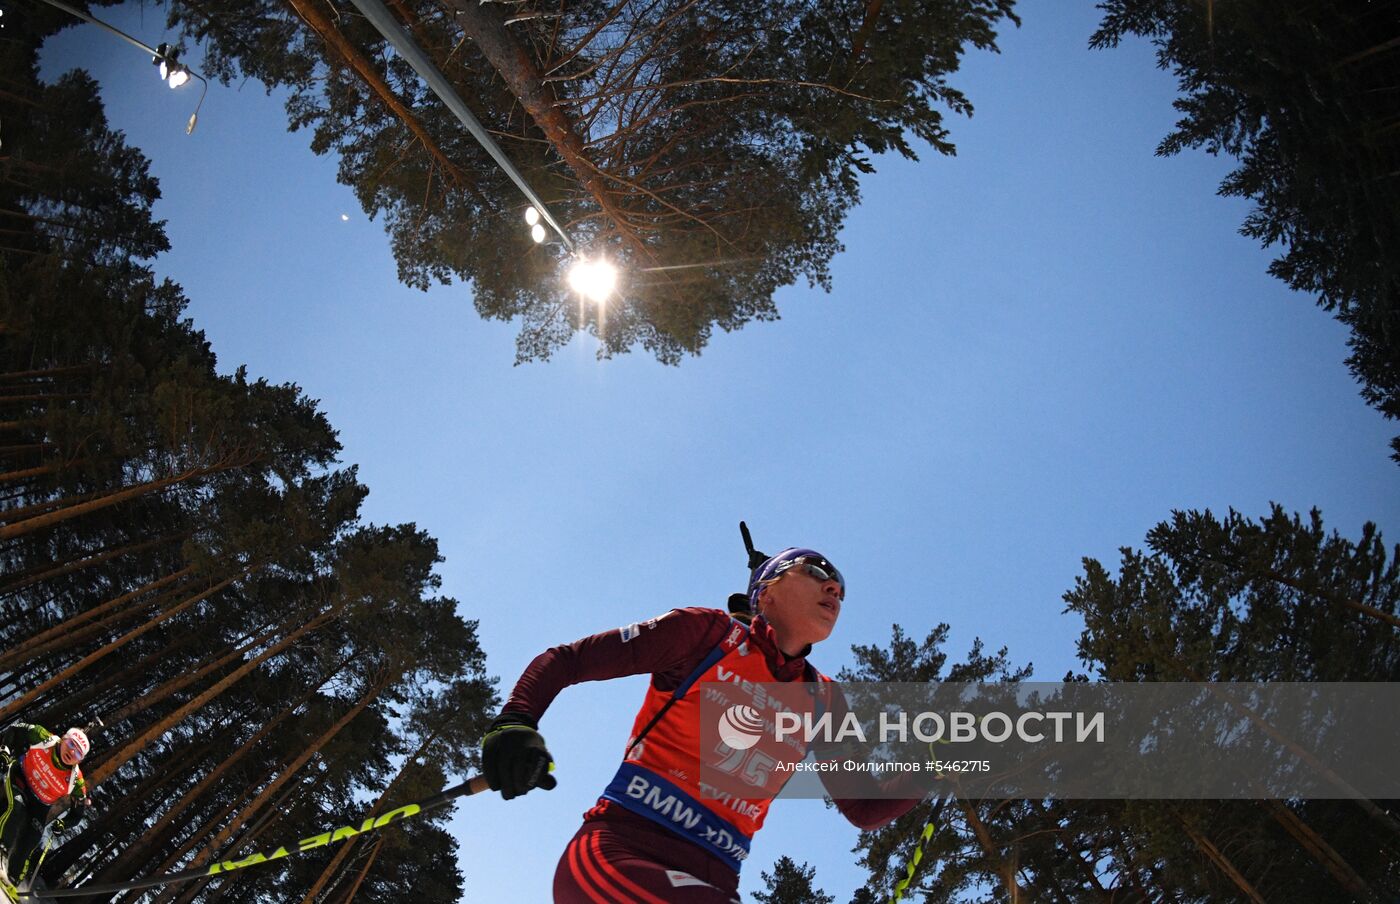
[889,796,947,904]
[22,775,494,900]
[15,820,60,892]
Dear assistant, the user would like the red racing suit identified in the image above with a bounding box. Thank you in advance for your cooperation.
[502,607,918,892]
[2,724,86,809]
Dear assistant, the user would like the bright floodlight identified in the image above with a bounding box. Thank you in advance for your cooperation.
[530,223,546,243]
[158,59,170,80]
[168,67,190,89]
[525,206,540,226]
[568,257,618,304]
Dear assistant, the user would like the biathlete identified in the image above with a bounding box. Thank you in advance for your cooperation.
[482,531,920,903]
[0,723,92,893]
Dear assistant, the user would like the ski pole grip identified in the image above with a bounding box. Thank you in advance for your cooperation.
[464,760,554,797]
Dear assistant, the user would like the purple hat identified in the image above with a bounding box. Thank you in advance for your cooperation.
[747,547,845,611]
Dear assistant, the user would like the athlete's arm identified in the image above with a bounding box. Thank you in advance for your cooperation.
[830,792,922,830]
[1,722,42,756]
[808,686,925,830]
[501,607,735,722]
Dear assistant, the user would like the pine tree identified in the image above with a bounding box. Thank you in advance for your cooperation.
[1062,505,1400,902]
[839,624,1035,902]
[1091,1,1400,460]
[4,20,500,899]
[753,856,836,904]
[150,0,1019,363]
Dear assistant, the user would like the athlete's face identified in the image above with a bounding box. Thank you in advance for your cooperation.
[758,567,842,656]
[60,738,83,767]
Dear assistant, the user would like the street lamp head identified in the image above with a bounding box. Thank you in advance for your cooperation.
[153,43,191,88]
[154,43,174,79]
[45,5,204,134]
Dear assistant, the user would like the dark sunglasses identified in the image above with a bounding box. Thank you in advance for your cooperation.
[775,556,845,597]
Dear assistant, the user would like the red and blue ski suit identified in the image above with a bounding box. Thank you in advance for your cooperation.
[501,607,918,903]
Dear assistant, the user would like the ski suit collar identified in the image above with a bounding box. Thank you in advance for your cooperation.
[28,735,64,768]
[748,616,810,681]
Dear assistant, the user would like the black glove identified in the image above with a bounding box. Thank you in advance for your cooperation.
[482,713,557,800]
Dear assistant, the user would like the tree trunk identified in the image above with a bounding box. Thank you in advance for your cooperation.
[87,599,344,786]
[105,618,284,725]
[847,0,885,70]
[1179,543,1400,630]
[0,573,238,723]
[0,363,93,382]
[299,725,445,904]
[0,564,198,672]
[446,0,657,265]
[0,533,176,600]
[1261,565,1400,629]
[957,798,1029,902]
[337,836,383,904]
[34,578,205,665]
[0,459,79,483]
[91,678,331,889]
[172,777,314,904]
[1174,811,1266,904]
[0,465,219,541]
[1191,677,1400,836]
[1116,833,1175,904]
[201,799,303,904]
[1260,798,1371,898]
[159,671,393,904]
[0,487,102,526]
[283,0,485,201]
[139,776,274,904]
[47,630,202,722]
[198,672,391,865]
[1028,801,1116,903]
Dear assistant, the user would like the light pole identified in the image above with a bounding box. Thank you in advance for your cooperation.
[350,0,624,305]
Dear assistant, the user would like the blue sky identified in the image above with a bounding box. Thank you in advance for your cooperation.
[40,1,1399,901]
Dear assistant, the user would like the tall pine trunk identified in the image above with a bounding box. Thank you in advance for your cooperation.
[337,836,383,904]
[0,573,238,723]
[0,533,177,599]
[1260,798,1371,898]
[445,0,654,264]
[0,564,199,672]
[87,600,344,785]
[91,676,335,889]
[957,797,1029,901]
[298,725,446,904]
[1174,810,1266,904]
[0,464,226,541]
[154,672,392,903]
[105,618,283,725]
